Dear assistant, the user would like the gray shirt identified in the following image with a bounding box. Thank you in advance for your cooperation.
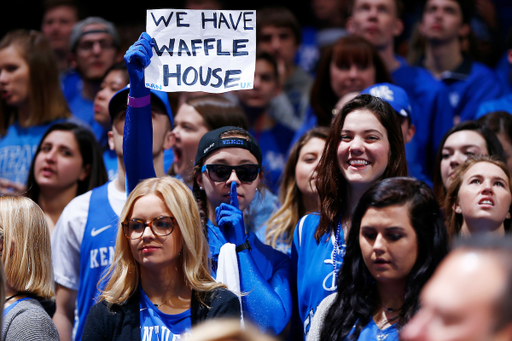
[2,298,60,341]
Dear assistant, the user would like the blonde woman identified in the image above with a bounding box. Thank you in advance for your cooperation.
[0,196,59,340]
[82,177,240,341]
[265,127,329,255]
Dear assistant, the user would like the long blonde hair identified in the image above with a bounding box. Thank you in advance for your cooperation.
[265,127,329,250]
[0,196,54,299]
[100,177,225,304]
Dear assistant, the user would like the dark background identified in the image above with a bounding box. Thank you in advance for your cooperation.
[1,0,314,40]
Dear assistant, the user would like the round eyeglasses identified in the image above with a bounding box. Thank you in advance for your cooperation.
[122,216,175,240]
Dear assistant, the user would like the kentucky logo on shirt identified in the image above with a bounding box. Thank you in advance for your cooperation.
[142,325,189,341]
[140,288,192,341]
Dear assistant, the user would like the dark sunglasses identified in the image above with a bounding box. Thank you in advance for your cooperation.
[122,216,175,240]
[201,164,260,183]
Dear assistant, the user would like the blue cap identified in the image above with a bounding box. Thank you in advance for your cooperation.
[108,85,173,127]
[361,83,412,118]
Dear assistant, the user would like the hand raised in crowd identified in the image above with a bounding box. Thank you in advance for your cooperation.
[215,182,246,246]
[124,32,153,97]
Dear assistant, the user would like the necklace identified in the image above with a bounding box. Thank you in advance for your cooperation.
[381,302,402,313]
[153,296,173,308]
[332,216,345,278]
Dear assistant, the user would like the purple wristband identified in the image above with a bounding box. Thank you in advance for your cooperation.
[128,94,151,108]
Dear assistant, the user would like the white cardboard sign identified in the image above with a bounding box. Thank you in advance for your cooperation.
[145,9,256,93]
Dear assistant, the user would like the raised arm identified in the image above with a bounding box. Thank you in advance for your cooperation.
[123,32,156,194]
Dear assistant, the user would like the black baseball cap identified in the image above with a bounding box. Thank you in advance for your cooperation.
[195,126,262,165]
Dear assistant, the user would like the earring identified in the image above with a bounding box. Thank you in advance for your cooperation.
[455,207,462,214]
[199,186,203,190]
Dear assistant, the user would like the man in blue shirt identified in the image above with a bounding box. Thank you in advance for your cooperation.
[477,33,512,118]
[417,0,502,122]
[62,17,122,147]
[347,0,453,180]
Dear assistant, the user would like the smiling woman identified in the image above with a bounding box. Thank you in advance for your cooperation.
[291,94,407,340]
[307,177,448,341]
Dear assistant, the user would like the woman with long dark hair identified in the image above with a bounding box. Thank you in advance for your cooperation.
[25,122,108,232]
[433,121,505,208]
[291,94,408,340]
[308,177,448,341]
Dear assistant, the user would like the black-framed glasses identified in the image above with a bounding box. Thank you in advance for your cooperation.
[77,39,115,52]
[201,164,260,183]
[122,216,175,240]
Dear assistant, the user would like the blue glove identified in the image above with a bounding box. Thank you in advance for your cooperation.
[124,32,152,98]
[215,182,246,246]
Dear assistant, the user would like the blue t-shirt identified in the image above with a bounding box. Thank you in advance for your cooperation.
[249,122,294,194]
[61,69,82,103]
[103,149,118,181]
[291,214,346,340]
[0,119,65,185]
[494,52,512,95]
[67,93,108,147]
[438,55,503,121]
[476,94,512,118]
[393,57,453,180]
[139,288,191,341]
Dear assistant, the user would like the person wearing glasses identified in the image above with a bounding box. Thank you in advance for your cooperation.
[121,34,291,336]
[51,86,173,341]
[81,176,241,341]
[63,17,122,147]
[189,126,292,336]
